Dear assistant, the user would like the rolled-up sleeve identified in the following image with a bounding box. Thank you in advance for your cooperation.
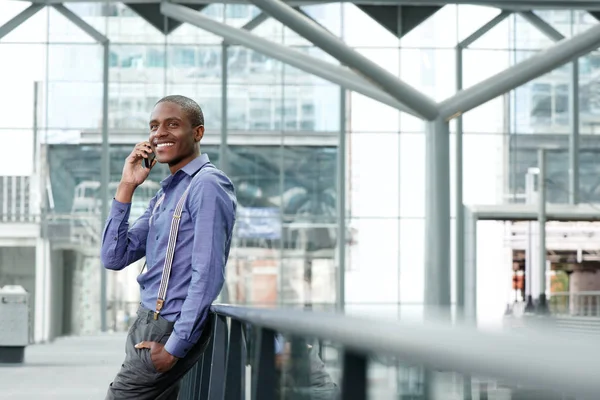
[164,178,235,358]
[100,195,156,270]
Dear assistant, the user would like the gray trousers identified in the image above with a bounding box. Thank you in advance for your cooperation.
[105,307,212,400]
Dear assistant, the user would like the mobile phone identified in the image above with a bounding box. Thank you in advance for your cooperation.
[144,152,156,169]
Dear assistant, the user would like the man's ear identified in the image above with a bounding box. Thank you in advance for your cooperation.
[194,125,204,143]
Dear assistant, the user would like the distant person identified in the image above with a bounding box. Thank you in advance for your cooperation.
[100,95,237,399]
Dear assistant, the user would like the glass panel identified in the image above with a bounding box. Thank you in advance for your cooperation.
[0,129,34,176]
[579,50,600,135]
[476,220,512,328]
[349,133,399,218]
[346,218,399,305]
[110,44,167,84]
[48,44,103,82]
[227,84,283,131]
[224,4,261,27]
[227,46,283,85]
[401,5,457,48]
[349,92,400,133]
[399,218,424,307]
[463,133,505,206]
[513,62,572,135]
[400,48,455,102]
[0,44,46,129]
[462,49,513,134]
[252,18,285,43]
[281,146,337,220]
[342,4,398,48]
[534,10,573,38]
[513,13,557,50]
[167,45,222,84]
[47,83,103,130]
[48,7,96,43]
[457,6,504,46]
[302,4,343,37]
[63,3,108,35]
[109,83,164,130]
[105,4,165,43]
[0,5,48,43]
[399,133,425,218]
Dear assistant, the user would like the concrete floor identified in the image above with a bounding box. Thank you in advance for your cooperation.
[0,334,127,400]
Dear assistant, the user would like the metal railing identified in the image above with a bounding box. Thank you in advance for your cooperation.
[179,304,600,400]
[550,291,600,317]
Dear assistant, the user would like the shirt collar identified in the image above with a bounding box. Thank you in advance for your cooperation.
[160,154,211,188]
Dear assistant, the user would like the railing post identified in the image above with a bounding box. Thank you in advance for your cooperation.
[251,327,276,400]
[225,319,247,400]
[208,314,229,399]
[199,316,217,399]
[341,351,367,400]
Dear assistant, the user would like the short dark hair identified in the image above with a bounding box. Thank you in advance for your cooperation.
[156,95,204,127]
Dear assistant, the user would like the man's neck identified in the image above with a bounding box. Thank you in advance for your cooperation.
[168,152,200,175]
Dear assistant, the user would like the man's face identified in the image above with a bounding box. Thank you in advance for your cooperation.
[148,102,204,166]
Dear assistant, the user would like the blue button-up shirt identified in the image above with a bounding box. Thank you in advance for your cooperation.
[100,154,237,358]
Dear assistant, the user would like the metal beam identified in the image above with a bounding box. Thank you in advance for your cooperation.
[455,10,512,319]
[20,0,600,10]
[519,11,580,205]
[438,22,600,120]
[425,118,451,318]
[518,11,565,41]
[241,11,269,31]
[160,2,422,117]
[0,4,45,41]
[337,88,346,313]
[458,10,511,48]
[537,149,548,313]
[52,4,108,43]
[246,0,439,120]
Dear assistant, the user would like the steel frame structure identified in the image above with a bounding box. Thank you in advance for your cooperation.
[3,0,600,328]
[15,0,600,10]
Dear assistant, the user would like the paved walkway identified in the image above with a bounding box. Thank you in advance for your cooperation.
[0,334,127,400]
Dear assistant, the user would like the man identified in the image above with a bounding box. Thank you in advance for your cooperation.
[101,95,237,399]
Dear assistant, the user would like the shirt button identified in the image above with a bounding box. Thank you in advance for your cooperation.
[120,210,124,213]
[113,236,118,241]
[156,235,159,240]
[142,286,145,290]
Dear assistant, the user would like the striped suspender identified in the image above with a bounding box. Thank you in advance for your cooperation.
[153,178,195,320]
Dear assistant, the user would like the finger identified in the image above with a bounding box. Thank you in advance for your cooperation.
[151,158,157,168]
[136,150,148,158]
[135,341,152,349]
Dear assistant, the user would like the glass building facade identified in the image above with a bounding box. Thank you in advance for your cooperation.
[2,1,600,337]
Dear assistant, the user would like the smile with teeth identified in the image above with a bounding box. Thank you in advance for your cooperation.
[156,142,174,148]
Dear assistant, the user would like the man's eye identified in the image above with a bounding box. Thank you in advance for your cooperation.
[169,122,178,127]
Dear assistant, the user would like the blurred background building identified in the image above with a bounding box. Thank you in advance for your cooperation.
[2,1,600,345]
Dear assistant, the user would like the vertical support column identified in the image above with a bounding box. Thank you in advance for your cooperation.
[537,149,548,313]
[220,42,229,175]
[337,87,346,313]
[100,41,110,332]
[33,81,39,174]
[425,118,451,318]
[219,41,230,304]
[569,59,579,205]
[455,46,465,318]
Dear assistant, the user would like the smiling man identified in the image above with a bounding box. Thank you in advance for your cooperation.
[101,95,237,399]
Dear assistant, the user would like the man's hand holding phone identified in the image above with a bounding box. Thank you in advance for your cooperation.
[115,141,156,203]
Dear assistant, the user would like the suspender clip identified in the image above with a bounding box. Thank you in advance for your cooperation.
[154,299,165,320]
